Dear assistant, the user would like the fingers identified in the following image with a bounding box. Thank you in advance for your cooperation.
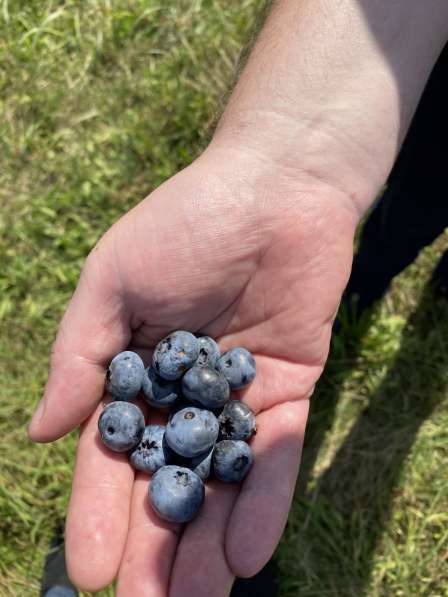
[226,399,309,577]
[116,473,182,597]
[234,353,319,414]
[65,402,135,592]
[29,244,130,442]
[169,480,238,597]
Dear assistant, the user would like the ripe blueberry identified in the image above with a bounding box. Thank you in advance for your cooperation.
[98,401,144,452]
[141,366,180,409]
[174,447,214,481]
[218,400,256,441]
[149,465,205,523]
[106,351,144,401]
[217,347,256,390]
[129,425,174,473]
[165,407,219,458]
[195,336,220,368]
[213,440,253,483]
[152,330,199,381]
[181,366,229,409]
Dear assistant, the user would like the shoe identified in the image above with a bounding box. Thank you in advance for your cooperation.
[230,561,278,597]
[41,532,77,597]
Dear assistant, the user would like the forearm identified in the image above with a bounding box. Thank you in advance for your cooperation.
[210,0,448,215]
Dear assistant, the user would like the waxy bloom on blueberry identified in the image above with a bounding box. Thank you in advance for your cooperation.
[98,401,144,452]
[218,400,256,441]
[149,465,205,523]
[129,425,174,473]
[152,331,199,380]
[165,407,219,458]
[106,351,144,401]
[213,440,253,483]
[182,366,229,409]
[217,347,256,390]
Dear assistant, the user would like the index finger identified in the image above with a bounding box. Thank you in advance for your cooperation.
[28,247,130,442]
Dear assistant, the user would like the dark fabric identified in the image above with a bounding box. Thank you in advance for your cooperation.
[41,529,78,597]
[231,561,278,597]
[346,42,448,311]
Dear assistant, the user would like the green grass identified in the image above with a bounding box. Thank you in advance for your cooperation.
[1,1,447,595]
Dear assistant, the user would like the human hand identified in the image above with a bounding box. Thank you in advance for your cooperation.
[28,143,358,595]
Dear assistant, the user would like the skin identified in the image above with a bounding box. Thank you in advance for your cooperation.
[28,0,448,594]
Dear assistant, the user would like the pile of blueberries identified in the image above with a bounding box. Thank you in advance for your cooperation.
[98,331,257,523]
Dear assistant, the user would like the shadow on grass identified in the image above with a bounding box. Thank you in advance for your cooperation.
[281,288,448,596]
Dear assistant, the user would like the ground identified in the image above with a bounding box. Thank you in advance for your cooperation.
[1,2,447,595]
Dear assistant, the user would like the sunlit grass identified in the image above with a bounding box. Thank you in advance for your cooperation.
[1,1,447,595]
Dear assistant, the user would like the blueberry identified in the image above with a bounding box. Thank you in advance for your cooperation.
[169,396,200,415]
[195,336,220,368]
[213,440,253,483]
[188,448,213,481]
[218,400,256,441]
[129,425,174,473]
[98,401,144,452]
[152,330,199,380]
[141,366,180,409]
[149,465,205,523]
[175,447,214,481]
[165,407,219,458]
[217,347,256,390]
[106,351,145,401]
[181,366,230,409]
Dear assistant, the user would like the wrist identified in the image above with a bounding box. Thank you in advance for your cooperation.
[197,138,360,244]
[208,112,376,220]
[207,0,448,219]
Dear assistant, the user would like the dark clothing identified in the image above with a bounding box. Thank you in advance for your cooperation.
[346,43,448,310]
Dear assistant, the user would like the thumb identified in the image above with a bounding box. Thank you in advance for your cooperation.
[28,244,130,442]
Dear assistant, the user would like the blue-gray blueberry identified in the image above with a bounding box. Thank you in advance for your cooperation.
[188,448,213,481]
[165,407,219,458]
[98,401,144,452]
[106,351,144,401]
[149,465,205,523]
[217,347,256,390]
[142,366,180,409]
[213,440,253,483]
[175,447,214,481]
[195,336,220,368]
[181,366,229,409]
[152,331,198,380]
[129,425,174,473]
[218,400,256,441]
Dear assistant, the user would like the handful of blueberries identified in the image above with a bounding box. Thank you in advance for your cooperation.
[98,331,257,523]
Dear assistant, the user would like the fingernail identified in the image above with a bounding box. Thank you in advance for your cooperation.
[29,399,46,434]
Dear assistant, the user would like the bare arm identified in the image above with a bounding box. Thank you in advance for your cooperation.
[212,0,448,214]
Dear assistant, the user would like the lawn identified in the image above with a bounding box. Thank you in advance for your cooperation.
[1,1,447,595]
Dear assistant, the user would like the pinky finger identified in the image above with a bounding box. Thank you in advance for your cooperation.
[116,473,181,597]
[225,399,309,578]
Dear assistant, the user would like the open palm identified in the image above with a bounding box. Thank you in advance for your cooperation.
[29,149,357,596]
